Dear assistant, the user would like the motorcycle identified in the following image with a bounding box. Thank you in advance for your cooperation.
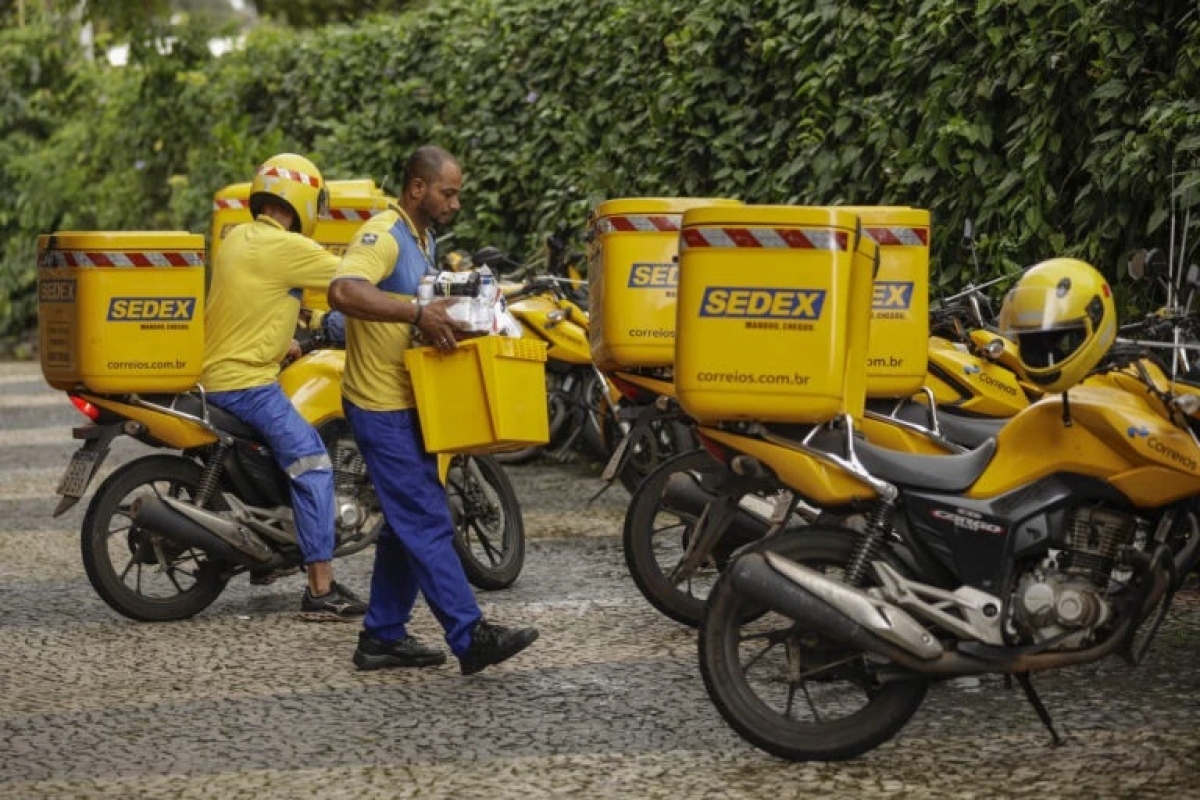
[620,280,1041,627]
[54,341,526,623]
[694,258,1200,761]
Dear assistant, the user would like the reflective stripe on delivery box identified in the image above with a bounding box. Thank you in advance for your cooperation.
[594,214,682,234]
[863,227,929,247]
[680,226,850,251]
[37,250,205,268]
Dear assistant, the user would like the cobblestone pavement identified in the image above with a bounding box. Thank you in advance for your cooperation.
[2,360,1199,799]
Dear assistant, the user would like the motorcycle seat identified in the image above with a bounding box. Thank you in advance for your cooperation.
[852,436,997,493]
[140,393,260,440]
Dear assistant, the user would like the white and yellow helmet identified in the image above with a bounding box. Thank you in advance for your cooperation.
[249,153,329,238]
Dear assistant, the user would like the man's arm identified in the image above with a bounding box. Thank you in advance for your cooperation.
[328,277,462,351]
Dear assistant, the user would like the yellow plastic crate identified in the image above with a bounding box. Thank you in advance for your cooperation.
[587,197,742,371]
[843,206,931,398]
[37,231,206,394]
[674,205,878,424]
[211,179,393,311]
[404,336,551,454]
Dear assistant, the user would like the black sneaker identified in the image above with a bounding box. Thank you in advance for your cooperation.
[353,631,446,670]
[458,619,539,676]
[299,581,367,622]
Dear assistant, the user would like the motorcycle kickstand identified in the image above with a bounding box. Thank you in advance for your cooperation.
[1014,671,1063,746]
[667,492,741,585]
[548,422,586,462]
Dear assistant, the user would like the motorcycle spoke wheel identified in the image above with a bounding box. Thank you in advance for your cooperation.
[579,372,614,461]
[699,528,927,762]
[80,456,230,622]
[623,449,725,627]
[617,418,697,494]
[448,455,525,590]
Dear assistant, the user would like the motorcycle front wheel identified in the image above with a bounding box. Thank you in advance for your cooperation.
[80,455,231,622]
[699,527,928,762]
[447,454,525,590]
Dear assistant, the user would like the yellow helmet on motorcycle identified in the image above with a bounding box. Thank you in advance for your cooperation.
[249,153,329,238]
[997,257,1116,393]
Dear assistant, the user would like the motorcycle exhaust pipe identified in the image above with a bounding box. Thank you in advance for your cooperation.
[132,495,274,567]
[660,472,777,547]
[726,551,945,663]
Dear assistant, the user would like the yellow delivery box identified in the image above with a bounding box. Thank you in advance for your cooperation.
[674,205,879,424]
[404,336,551,455]
[845,206,931,398]
[587,197,742,371]
[38,231,206,393]
[211,179,392,310]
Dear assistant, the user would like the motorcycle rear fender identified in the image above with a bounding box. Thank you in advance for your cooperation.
[508,294,592,365]
[607,369,678,402]
[81,394,218,450]
[696,425,878,507]
[926,340,1030,418]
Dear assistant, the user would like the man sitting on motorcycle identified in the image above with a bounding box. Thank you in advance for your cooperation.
[199,152,367,622]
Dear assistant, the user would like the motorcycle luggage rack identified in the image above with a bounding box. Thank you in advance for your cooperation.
[123,387,237,445]
[740,413,899,505]
[862,387,975,454]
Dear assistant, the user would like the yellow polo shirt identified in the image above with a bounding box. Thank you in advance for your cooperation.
[333,207,435,411]
[200,216,340,391]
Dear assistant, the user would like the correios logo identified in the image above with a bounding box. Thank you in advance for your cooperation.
[872,281,914,310]
[628,263,677,288]
[1146,435,1199,471]
[963,364,1018,395]
[700,286,827,319]
[106,297,197,321]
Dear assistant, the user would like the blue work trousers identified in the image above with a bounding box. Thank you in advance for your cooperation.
[343,400,481,656]
[208,384,336,564]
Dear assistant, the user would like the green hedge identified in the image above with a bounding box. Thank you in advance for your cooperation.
[4,0,1200,339]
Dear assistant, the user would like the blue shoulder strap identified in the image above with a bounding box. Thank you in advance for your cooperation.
[378,218,433,295]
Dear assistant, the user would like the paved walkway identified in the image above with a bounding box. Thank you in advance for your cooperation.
[2,361,1199,799]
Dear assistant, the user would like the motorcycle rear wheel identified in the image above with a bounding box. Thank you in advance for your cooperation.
[80,455,231,622]
[623,449,805,626]
[699,527,928,762]
[447,455,525,590]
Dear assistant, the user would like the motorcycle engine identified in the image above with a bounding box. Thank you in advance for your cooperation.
[331,435,375,537]
[1012,506,1139,649]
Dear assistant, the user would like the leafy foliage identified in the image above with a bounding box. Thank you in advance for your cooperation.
[4,0,1200,338]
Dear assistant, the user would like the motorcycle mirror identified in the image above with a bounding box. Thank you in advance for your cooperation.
[471,246,519,274]
[1188,263,1200,288]
[982,338,1006,360]
[961,218,975,249]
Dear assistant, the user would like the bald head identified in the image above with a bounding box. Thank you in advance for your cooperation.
[399,144,463,233]
[403,145,459,191]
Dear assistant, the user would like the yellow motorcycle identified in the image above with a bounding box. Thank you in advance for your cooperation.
[693,257,1200,761]
[54,344,526,622]
[620,286,1041,626]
